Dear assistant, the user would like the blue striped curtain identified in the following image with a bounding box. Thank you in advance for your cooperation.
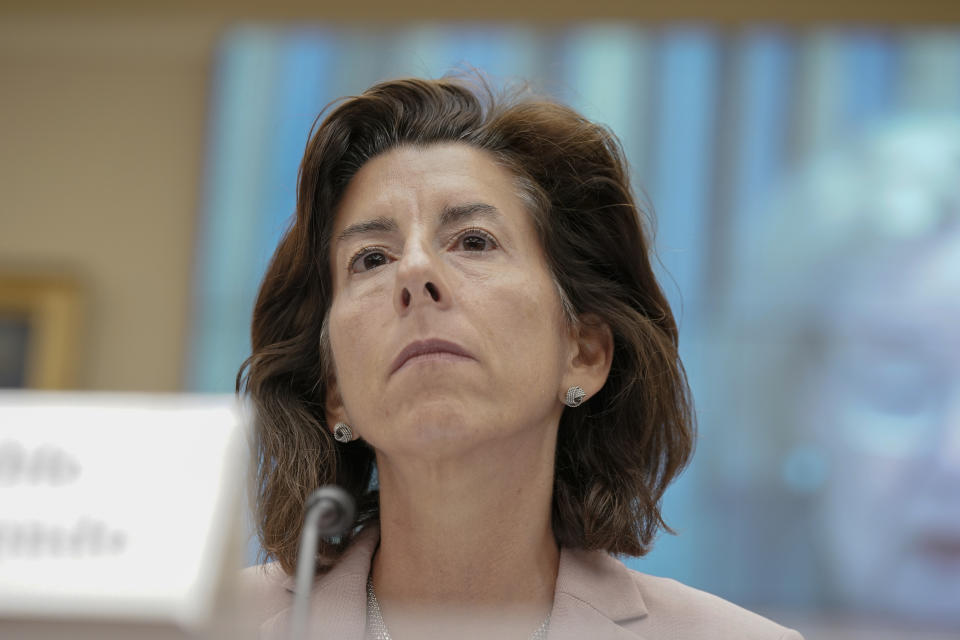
[190,24,960,612]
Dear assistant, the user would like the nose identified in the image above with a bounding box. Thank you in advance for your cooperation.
[934,388,960,474]
[393,239,451,314]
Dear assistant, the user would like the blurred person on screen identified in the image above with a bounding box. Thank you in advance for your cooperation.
[712,116,960,630]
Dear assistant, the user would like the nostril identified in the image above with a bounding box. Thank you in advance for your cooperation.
[401,288,411,306]
[425,282,440,301]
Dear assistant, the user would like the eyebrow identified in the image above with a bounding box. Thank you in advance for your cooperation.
[438,202,501,228]
[335,202,501,245]
[335,216,398,244]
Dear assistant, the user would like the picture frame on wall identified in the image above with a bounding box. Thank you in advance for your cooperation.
[0,275,82,390]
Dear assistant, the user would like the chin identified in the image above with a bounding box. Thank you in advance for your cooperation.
[380,403,501,459]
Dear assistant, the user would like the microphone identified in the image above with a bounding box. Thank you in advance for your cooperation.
[289,486,356,640]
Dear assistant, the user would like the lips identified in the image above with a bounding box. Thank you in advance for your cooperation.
[390,339,475,375]
[916,533,960,560]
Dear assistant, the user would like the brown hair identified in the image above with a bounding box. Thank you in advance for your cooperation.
[237,74,695,575]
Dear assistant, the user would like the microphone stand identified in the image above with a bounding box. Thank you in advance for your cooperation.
[289,486,356,640]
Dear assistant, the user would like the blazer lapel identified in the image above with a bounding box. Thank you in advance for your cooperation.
[260,524,379,640]
[548,547,651,640]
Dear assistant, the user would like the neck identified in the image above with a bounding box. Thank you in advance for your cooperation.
[370,424,559,640]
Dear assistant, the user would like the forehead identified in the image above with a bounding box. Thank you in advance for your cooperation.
[333,143,523,227]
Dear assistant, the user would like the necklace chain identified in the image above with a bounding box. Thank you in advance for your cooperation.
[365,575,551,640]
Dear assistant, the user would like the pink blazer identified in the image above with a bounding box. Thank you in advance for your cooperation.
[239,524,803,640]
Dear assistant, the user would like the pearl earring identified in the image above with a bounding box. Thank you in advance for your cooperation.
[564,386,587,408]
[333,422,354,443]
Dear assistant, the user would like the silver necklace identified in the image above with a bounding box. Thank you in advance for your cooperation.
[366,575,551,640]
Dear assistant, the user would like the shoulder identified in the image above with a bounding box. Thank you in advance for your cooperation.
[627,569,804,640]
[235,561,294,627]
[239,560,290,593]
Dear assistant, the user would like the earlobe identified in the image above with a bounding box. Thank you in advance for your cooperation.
[324,376,350,436]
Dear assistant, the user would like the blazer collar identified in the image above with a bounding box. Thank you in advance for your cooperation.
[262,524,378,640]
[263,523,649,639]
[548,545,649,640]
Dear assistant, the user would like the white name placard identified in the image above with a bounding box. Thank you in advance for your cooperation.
[0,392,249,631]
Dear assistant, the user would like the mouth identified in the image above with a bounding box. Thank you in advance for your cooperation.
[916,533,960,562]
[390,339,476,375]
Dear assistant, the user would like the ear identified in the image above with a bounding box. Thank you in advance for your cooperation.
[324,375,351,435]
[561,313,614,403]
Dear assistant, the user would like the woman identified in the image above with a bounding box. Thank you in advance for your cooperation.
[238,74,803,640]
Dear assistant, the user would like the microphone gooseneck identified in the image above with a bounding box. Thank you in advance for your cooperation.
[289,485,357,640]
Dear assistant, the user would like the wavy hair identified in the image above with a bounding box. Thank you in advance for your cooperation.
[238,74,696,575]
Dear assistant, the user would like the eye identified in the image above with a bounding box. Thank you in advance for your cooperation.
[455,229,498,252]
[349,247,391,273]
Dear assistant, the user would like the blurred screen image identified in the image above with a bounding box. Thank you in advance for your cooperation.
[709,117,960,630]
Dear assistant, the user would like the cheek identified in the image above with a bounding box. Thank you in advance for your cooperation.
[328,286,386,385]
[479,269,566,376]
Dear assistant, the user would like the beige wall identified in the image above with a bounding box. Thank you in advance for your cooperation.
[0,15,216,391]
[1,4,958,392]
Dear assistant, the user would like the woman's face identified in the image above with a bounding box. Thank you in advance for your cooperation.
[325,143,574,460]
[806,230,960,623]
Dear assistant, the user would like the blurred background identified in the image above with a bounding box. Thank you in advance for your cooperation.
[2,1,959,638]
